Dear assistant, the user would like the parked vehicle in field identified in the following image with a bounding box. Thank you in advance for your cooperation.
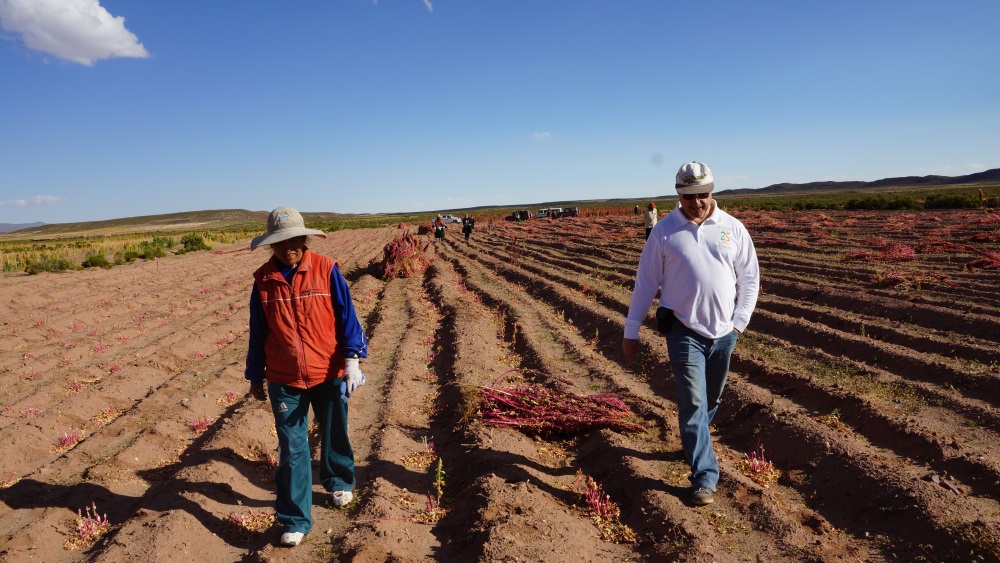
[505,210,531,222]
[536,207,563,219]
[439,214,462,224]
[559,207,580,218]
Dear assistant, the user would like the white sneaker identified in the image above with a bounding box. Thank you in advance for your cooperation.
[331,490,353,508]
[280,531,304,546]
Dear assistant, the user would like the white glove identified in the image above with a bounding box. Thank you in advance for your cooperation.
[340,357,366,401]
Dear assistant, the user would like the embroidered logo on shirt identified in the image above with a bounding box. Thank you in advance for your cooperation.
[718,227,734,249]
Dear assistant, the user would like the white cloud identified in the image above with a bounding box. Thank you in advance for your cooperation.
[0,195,70,207]
[532,131,551,142]
[0,0,148,65]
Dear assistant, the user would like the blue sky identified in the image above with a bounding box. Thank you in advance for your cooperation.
[2,0,998,224]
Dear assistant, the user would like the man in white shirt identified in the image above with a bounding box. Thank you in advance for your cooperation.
[622,162,760,506]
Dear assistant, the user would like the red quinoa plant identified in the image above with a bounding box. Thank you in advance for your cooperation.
[478,384,644,437]
[382,230,432,280]
[64,502,111,550]
[574,470,637,543]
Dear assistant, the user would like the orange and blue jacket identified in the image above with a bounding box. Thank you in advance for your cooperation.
[245,249,368,389]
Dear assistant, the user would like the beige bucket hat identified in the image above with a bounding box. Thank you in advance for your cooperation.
[250,206,327,250]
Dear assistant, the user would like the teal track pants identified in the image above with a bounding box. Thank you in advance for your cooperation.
[268,379,354,533]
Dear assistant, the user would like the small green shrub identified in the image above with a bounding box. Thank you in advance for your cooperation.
[151,236,175,249]
[25,255,78,274]
[177,234,212,254]
[3,259,23,272]
[81,254,112,269]
[137,241,167,260]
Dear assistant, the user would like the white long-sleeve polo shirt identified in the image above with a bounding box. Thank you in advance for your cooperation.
[624,203,760,340]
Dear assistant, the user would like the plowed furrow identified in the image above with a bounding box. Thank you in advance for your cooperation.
[335,274,455,560]
[761,256,1000,307]
[0,341,257,561]
[759,275,1000,341]
[0,305,250,446]
[751,309,1000,407]
[732,335,1000,500]
[463,235,633,321]
[755,294,1000,366]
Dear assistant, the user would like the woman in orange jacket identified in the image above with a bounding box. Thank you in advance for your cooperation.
[245,207,369,547]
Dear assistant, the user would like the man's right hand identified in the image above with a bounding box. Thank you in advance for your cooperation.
[250,382,267,401]
[622,338,639,366]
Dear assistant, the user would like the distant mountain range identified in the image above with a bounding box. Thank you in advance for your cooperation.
[715,168,1000,196]
[3,168,998,238]
[0,222,46,234]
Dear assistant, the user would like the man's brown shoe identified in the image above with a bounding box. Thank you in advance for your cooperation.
[691,487,714,505]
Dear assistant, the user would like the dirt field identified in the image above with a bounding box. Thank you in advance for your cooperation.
[1,209,998,562]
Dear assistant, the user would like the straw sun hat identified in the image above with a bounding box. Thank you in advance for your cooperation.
[250,206,327,250]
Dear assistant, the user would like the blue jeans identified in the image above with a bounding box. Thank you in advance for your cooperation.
[269,379,354,533]
[666,324,738,491]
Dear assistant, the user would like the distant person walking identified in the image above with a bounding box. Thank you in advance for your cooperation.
[644,202,658,240]
[462,214,475,242]
[434,215,446,239]
[980,188,987,206]
[622,162,760,507]
[246,207,368,547]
